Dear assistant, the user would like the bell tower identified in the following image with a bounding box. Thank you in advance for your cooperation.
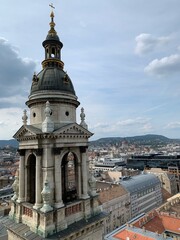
[8,8,105,240]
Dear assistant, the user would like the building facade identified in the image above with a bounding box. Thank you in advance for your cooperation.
[105,193,180,240]
[145,168,178,195]
[119,174,162,218]
[7,9,105,240]
[96,182,131,235]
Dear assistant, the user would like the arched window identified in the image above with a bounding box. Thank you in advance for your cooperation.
[27,154,36,204]
[61,152,78,203]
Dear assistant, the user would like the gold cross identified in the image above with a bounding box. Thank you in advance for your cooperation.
[49,3,55,10]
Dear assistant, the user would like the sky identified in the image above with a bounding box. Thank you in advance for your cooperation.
[1,0,180,140]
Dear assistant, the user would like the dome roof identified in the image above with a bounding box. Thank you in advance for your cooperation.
[45,34,60,41]
[30,67,76,95]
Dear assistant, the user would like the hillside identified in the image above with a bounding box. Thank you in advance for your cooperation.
[0,134,180,149]
[90,134,179,147]
[0,139,19,149]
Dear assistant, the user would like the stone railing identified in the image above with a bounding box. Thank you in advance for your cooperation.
[65,202,82,217]
[23,205,33,217]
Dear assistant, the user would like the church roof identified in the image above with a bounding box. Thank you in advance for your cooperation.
[0,217,44,240]
[28,10,77,101]
[30,67,75,95]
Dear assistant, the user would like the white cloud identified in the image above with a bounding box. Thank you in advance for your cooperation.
[135,33,171,55]
[0,108,26,139]
[165,122,180,129]
[144,54,180,76]
[143,104,166,113]
[89,117,153,139]
[116,117,150,126]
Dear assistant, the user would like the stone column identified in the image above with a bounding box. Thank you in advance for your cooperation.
[17,149,25,203]
[77,161,82,198]
[54,148,64,208]
[33,149,43,209]
[80,147,89,199]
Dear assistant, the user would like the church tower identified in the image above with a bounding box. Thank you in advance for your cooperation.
[8,8,105,240]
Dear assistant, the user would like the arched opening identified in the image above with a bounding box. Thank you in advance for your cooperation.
[27,154,36,204]
[61,152,78,203]
[50,47,56,58]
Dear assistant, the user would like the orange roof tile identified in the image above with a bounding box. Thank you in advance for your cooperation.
[97,182,128,204]
[160,215,180,234]
[140,216,165,234]
[114,229,155,240]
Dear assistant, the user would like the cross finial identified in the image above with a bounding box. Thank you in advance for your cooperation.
[49,3,55,10]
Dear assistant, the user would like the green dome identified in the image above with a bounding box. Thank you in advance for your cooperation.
[30,67,76,95]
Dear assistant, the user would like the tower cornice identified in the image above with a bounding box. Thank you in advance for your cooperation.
[42,59,64,69]
[26,96,80,108]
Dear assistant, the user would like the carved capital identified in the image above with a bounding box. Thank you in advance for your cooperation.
[17,149,26,156]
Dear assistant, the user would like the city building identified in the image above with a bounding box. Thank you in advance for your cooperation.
[96,181,130,235]
[2,8,105,240]
[127,154,180,170]
[145,168,178,195]
[101,169,140,183]
[168,166,180,192]
[104,193,180,240]
[119,174,162,218]
[93,157,126,172]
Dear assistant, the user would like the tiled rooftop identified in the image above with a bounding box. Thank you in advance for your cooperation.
[105,193,180,240]
[113,226,173,240]
[96,181,128,204]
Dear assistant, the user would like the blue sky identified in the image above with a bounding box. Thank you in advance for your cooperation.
[1,0,180,140]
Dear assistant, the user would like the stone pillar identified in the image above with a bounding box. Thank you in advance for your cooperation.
[80,147,89,199]
[77,161,82,198]
[54,148,64,208]
[17,149,25,203]
[33,149,43,209]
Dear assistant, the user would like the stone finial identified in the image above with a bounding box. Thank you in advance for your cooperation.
[22,109,28,125]
[40,180,53,213]
[88,172,97,197]
[11,175,19,201]
[42,101,54,133]
[80,107,88,129]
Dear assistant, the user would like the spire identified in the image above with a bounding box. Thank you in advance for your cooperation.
[22,109,28,125]
[42,6,64,69]
[45,7,60,42]
[48,3,57,38]
[80,107,88,129]
[42,101,54,133]
[48,10,57,38]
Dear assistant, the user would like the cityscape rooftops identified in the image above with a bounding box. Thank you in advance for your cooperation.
[104,193,180,240]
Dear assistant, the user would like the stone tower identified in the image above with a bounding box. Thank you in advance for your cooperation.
[8,9,105,240]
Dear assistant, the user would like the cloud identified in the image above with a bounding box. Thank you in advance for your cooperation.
[116,117,151,127]
[0,37,36,108]
[165,121,180,129]
[143,104,166,113]
[135,33,171,55]
[144,54,180,76]
[0,108,24,139]
[90,117,153,139]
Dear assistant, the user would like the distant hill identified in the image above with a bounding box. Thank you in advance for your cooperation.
[0,134,180,149]
[90,134,180,147]
[0,139,18,148]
